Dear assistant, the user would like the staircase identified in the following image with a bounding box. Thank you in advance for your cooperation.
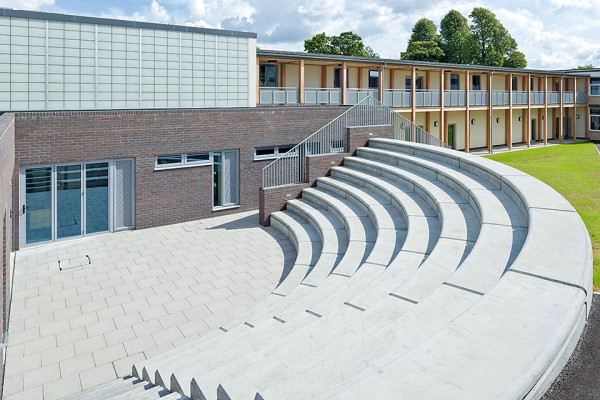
[70,138,592,399]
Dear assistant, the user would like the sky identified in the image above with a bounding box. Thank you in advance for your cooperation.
[1,0,599,70]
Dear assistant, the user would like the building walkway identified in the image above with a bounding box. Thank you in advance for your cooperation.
[469,138,585,156]
[3,211,293,400]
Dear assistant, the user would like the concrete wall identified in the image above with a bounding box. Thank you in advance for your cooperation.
[0,113,15,398]
[12,106,347,248]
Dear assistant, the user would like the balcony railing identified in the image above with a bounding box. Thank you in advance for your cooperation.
[548,91,560,104]
[531,91,545,105]
[261,96,447,188]
[347,89,379,105]
[576,91,587,104]
[492,91,509,106]
[444,90,466,107]
[382,90,411,108]
[563,91,574,104]
[304,88,342,105]
[259,87,298,105]
[512,91,528,105]
[469,90,489,106]
[416,90,441,107]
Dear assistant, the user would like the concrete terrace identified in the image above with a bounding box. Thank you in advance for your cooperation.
[3,211,293,400]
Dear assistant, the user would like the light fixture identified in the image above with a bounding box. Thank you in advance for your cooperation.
[434,121,439,127]
[471,119,476,125]
[518,116,522,121]
[496,117,501,123]
[576,114,580,119]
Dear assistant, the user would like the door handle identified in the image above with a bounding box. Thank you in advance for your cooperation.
[21,205,26,215]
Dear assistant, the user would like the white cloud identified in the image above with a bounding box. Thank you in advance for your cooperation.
[0,0,54,9]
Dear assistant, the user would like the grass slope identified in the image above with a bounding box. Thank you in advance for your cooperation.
[485,142,600,289]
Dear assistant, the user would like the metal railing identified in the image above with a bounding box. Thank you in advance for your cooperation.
[347,89,379,105]
[531,91,545,105]
[576,91,587,104]
[259,87,298,105]
[444,90,466,107]
[382,89,411,108]
[469,90,489,106]
[512,91,528,105]
[262,96,447,188]
[563,91,574,104]
[304,88,342,105]
[416,90,441,107]
[492,91,509,106]
[548,91,560,104]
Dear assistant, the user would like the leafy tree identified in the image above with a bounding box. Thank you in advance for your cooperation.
[468,7,526,68]
[401,18,444,62]
[304,31,379,58]
[577,64,596,69]
[440,10,473,64]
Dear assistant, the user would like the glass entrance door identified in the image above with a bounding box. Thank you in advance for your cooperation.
[447,124,455,149]
[24,167,53,245]
[85,163,109,234]
[56,165,82,239]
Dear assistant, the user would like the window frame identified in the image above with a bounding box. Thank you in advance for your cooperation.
[154,152,212,170]
[253,144,298,161]
[368,70,379,89]
[259,64,278,88]
[512,77,518,91]
[472,75,481,90]
[590,78,600,96]
[590,106,600,131]
[450,74,460,90]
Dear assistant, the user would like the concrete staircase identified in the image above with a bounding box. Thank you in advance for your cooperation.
[77,139,592,399]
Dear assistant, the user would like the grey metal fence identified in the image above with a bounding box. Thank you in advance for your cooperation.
[469,90,489,106]
[548,91,560,104]
[382,90,411,108]
[259,87,298,105]
[347,89,379,105]
[444,90,466,107]
[304,88,342,105]
[415,90,441,107]
[261,96,447,188]
[492,91,509,106]
[562,91,574,104]
[576,91,587,104]
[531,91,545,105]
[512,91,528,105]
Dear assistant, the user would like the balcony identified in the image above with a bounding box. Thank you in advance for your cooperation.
[347,89,379,105]
[444,90,466,107]
[563,91,574,104]
[469,90,489,106]
[382,90,411,108]
[548,91,560,104]
[512,91,528,105]
[416,90,441,107]
[304,88,342,105]
[576,91,587,104]
[259,87,298,105]
[531,91,545,105]
[492,91,509,106]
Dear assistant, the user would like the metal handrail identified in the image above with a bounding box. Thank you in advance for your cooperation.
[261,96,448,188]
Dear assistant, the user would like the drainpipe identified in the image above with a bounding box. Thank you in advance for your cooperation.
[490,70,494,154]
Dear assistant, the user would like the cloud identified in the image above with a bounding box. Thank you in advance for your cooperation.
[0,0,54,9]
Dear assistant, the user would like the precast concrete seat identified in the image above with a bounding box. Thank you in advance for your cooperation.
[89,139,589,400]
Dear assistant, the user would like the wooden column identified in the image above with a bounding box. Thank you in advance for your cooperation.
[358,67,363,89]
[425,70,430,89]
[544,75,548,144]
[298,60,305,104]
[487,72,492,152]
[256,58,260,105]
[280,63,286,88]
[411,66,416,124]
[378,64,383,103]
[559,76,563,141]
[465,70,471,153]
[508,73,513,149]
[425,111,430,133]
[552,108,557,140]
[341,62,347,105]
[440,69,445,142]
[321,65,327,89]
[585,77,590,139]
[389,69,394,90]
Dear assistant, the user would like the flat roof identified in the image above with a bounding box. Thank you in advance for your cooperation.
[257,49,586,77]
[0,7,257,38]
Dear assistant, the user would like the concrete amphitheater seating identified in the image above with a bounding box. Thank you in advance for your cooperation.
[65,138,593,400]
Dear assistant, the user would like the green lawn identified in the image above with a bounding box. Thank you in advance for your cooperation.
[485,142,600,290]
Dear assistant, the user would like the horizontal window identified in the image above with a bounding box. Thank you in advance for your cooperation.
[254,144,297,161]
[155,152,212,169]
[591,107,600,131]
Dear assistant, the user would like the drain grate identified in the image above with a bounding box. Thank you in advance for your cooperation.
[58,255,91,271]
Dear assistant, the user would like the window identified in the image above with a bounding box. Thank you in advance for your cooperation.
[333,68,348,89]
[591,78,600,96]
[369,70,379,89]
[155,153,211,169]
[253,144,298,161]
[472,75,481,90]
[259,64,278,87]
[405,76,423,90]
[450,74,459,90]
[512,77,518,91]
[530,76,535,90]
[591,107,600,131]
[213,150,239,209]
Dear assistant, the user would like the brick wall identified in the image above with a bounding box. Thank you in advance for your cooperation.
[12,106,347,249]
[0,113,15,399]
[347,125,395,154]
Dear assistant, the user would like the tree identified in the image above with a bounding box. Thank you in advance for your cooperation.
[440,10,473,64]
[468,7,526,68]
[577,64,596,69]
[401,18,444,62]
[303,31,379,58]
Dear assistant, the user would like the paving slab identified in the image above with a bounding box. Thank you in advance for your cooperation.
[4,211,289,399]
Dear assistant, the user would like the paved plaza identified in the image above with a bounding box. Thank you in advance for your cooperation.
[3,211,293,400]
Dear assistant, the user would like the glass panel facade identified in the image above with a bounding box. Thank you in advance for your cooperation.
[85,162,109,234]
[114,160,134,230]
[56,165,82,239]
[25,167,52,244]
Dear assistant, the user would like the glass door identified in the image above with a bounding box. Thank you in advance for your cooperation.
[85,163,109,234]
[447,124,455,149]
[24,167,53,245]
[56,165,82,239]
[213,150,239,209]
